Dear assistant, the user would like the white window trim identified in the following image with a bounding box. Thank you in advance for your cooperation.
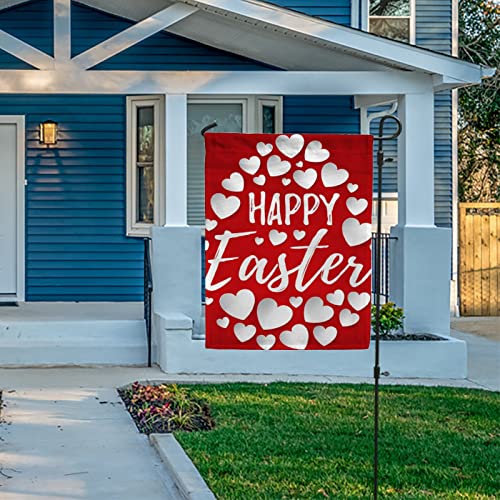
[126,95,165,237]
[186,95,283,229]
[365,0,416,45]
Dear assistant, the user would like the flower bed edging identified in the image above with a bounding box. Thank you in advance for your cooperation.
[150,433,215,500]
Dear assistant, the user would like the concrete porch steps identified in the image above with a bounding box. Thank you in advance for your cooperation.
[0,302,147,366]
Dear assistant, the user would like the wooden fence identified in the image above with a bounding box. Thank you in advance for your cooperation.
[459,202,500,316]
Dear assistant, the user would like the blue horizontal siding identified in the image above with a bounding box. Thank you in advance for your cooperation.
[268,1,351,25]
[416,0,453,228]
[0,94,143,302]
[284,96,360,134]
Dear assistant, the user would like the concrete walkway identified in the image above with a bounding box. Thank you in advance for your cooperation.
[452,328,500,391]
[0,373,180,500]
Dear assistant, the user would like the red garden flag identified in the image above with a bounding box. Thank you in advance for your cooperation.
[205,133,373,350]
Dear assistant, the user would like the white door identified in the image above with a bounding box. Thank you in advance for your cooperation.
[0,120,21,297]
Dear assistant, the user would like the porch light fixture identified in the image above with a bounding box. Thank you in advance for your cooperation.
[39,120,58,145]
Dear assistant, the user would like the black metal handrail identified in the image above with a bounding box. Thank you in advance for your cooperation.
[144,237,153,367]
[371,233,396,302]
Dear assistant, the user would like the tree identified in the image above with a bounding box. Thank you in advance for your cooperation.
[458,0,499,202]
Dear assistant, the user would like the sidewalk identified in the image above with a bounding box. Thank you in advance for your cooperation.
[0,372,180,500]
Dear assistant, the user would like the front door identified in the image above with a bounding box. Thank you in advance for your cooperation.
[0,117,24,300]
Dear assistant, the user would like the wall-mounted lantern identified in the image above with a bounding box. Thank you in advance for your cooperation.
[39,120,58,146]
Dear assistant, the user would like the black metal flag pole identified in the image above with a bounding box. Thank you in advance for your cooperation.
[372,115,402,499]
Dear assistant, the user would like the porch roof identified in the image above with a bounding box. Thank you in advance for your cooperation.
[0,0,488,86]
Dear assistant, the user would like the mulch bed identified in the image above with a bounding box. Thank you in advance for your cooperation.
[118,382,215,435]
[371,333,445,341]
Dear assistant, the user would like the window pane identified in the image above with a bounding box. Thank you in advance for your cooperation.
[370,0,410,17]
[262,105,276,133]
[137,166,155,224]
[136,105,155,224]
[369,17,410,42]
[137,106,154,163]
[187,103,243,226]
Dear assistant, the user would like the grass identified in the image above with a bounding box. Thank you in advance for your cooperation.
[173,383,500,499]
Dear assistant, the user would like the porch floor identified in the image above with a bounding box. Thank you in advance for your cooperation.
[0,302,143,322]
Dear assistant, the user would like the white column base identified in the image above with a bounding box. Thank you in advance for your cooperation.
[390,225,452,335]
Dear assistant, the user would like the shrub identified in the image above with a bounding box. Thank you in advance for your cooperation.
[119,382,215,434]
[371,302,404,336]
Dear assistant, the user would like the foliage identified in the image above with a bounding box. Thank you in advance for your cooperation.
[371,301,404,336]
[118,382,215,434]
[176,383,500,499]
[458,0,500,202]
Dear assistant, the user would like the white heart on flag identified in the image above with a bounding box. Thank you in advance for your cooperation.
[348,292,371,311]
[340,309,360,327]
[257,142,273,156]
[269,229,287,246]
[205,297,214,305]
[296,161,304,168]
[321,162,349,188]
[280,324,309,350]
[305,140,330,163]
[253,175,266,186]
[255,237,264,245]
[304,297,334,324]
[222,172,244,192]
[347,197,368,216]
[342,218,372,247]
[239,156,261,175]
[282,178,291,186]
[293,230,306,241]
[257,334,276,350]
[293,168,317,189]
[326,290,344,306]
[211,193,240,219]
[234,323,257,343]
[276,134,305,158]
[313,326,338,346]
[206,219,217,231]
[267,155,291,177]
[216,317,229,329]
[220,289,255,320]
[289,296,303,308]
[257,299,293,331]
[347,183,359,193]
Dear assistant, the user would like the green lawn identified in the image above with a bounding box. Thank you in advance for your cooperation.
[174,384,499,499]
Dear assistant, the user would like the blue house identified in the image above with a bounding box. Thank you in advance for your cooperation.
[0,0,492,374]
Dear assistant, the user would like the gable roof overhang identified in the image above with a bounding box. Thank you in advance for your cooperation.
[0,0,494,93]
[75,0,494,88]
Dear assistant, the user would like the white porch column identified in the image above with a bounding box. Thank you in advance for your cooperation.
[389,92,452,335]
[164,94,188,226]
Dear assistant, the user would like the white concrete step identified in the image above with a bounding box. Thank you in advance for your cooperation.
[0,303,148,366]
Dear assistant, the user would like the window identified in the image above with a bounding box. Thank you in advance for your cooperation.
[187,96,283,227]
[126,96,165,236]
[368,0,414,43]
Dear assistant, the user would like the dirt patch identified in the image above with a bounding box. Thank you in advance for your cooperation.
[451,317,500,341]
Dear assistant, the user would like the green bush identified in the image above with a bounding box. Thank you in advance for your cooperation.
[371,301,404,336]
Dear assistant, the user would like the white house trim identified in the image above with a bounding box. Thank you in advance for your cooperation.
[0,115,25,303]
[73,3,198,70]
[0,30,54,70]
[0,70,437,95]
[54,0,71,63]
[173,0,487,83]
